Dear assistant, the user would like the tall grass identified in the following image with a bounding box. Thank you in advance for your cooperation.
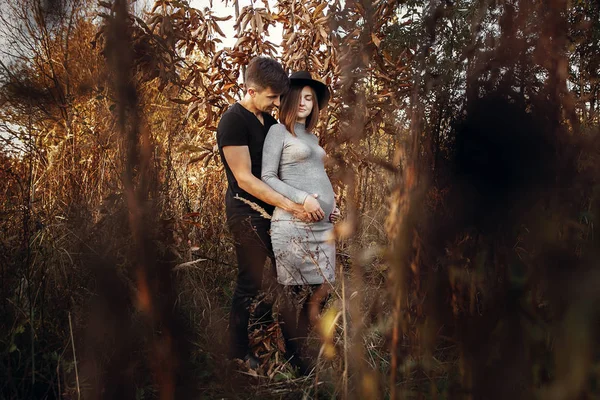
[1,0,600,399]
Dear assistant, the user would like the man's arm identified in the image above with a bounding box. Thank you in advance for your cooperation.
[222,146,321,220]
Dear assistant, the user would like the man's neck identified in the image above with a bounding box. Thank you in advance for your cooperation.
[239,95,261,118]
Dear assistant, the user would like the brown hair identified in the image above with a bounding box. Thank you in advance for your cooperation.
[279,85,320,136]
[244,57,289,94]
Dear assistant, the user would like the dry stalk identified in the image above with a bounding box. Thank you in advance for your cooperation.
[173,258,207,271]
[68,312,81,400]
[57,356,62,400]
[234,194,272,220]
[390,288,401,400]
[341,261,349,399]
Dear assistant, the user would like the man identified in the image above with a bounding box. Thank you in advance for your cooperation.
[216,57,324,365]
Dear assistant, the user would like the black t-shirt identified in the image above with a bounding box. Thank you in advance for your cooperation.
[217,102,277,218]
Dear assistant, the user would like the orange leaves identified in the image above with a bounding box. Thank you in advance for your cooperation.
[210,19,227,38]
[247,319,288,375]
[131,0,253,138]
[278,0,334,74]
[371,33,382,48]
[178,141,217,168]
[233,35,251,49]
[134,0,415,186]
[312,2,328,18]
[232,6,278,59]
[168,97,192,105]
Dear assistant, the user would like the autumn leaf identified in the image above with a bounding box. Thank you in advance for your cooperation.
[371,33,381,48]
[211,15,233,21]
[211,21,226,37]
[178,144,204,153]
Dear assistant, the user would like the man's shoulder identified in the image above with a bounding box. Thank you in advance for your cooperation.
[217,104,250,149]
[219,104,244,123]
[217,104,246,134]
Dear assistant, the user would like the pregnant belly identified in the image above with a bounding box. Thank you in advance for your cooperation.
[316,189,335,217]
[300,182,335,218]
[297,175,335,217]
[274,179,335,220]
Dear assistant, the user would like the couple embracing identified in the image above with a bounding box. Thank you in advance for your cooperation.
[216,57,338,374]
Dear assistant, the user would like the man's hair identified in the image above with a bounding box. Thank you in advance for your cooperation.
[280,85,320,136]
[245,57,289,94]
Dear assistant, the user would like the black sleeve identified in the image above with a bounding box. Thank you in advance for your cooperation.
[217,112,248,147]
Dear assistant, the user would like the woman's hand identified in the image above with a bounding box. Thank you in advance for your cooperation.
[329,206,341,223]
[303,194,325,221]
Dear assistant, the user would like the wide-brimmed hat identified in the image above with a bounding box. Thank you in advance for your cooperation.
[289,71,331,109]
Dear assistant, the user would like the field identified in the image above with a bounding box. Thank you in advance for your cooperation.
[1,0,600,399]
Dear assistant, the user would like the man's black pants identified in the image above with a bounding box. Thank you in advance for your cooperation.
[227,214,275,359]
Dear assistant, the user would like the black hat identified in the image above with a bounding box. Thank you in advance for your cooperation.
[289,71,331,109]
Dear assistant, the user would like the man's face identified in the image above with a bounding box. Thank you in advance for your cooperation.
[249,86,282,113]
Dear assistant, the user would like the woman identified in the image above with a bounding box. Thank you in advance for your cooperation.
[261,71,338,373]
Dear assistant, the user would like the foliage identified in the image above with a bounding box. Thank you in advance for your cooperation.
[0,0,599,399]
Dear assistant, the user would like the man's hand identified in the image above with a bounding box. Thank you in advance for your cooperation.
[223,145,310,217]
[290,206,313,222]
[303,194,325,221]
[329,206,341,223]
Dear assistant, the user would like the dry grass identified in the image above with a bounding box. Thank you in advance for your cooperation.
[1,0,600,399]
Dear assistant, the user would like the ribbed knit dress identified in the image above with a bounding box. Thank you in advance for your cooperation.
[261,123,336,285]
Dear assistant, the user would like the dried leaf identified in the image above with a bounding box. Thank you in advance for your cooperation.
[189,152,210,165]
[169,97,192,105]
[212,21,226,37]
[212,15,233,21]
[178,144,204,153]
[312,2,328,18]
[371,33,381,48]
[254,14,264,34]
[233,35,250,48]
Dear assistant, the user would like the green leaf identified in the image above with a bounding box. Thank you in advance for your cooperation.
[274,371,293,382]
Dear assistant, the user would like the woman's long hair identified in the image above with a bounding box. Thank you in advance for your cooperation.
[279,85,320,136]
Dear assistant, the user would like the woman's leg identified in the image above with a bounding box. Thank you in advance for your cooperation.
[280,284,331,374]
[279,285,310,372]
[307,283,331,327]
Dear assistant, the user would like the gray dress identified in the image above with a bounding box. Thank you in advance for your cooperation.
[261,123,336,286]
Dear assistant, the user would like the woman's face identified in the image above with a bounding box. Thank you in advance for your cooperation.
[296,86,314,122]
